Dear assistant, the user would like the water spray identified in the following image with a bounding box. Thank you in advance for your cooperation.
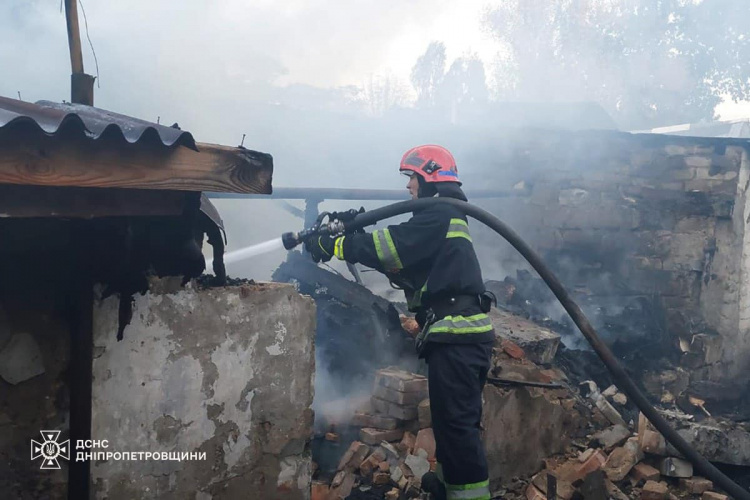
[280,197,750,500]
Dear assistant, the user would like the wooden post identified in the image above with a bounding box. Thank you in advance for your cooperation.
[64,0,94,105]
[68,221,94,499]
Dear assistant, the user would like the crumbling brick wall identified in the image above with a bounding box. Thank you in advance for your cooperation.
[90,280,316,500]
[470,130,750,383]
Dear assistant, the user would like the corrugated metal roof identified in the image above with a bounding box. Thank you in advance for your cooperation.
[0,95,196,149]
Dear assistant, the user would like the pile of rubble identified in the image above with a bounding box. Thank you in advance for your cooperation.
[308,298,748,500]
[313,368,436,500]
[521,407,731,500]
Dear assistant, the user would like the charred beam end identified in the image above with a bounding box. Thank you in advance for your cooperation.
[0,131,273,194]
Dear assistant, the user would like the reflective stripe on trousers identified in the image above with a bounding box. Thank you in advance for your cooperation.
[446,481,491,500]
[437,463,491,500]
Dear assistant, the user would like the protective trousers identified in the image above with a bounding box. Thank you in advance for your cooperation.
[426,341,493,500]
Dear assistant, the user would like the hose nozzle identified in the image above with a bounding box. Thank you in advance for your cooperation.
[281,220,347,250]
[281,231,301,250]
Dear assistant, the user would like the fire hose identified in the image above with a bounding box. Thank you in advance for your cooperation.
[282,197,749,500]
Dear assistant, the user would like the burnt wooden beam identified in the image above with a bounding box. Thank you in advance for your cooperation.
[0,130,273,194]
[0,185,191,218]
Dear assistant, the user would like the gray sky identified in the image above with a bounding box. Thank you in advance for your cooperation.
[3,0,749,282]
[2,0,748,141]
[1,0,501,140]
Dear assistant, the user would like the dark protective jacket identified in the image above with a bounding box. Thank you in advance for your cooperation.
[333,193,494,345]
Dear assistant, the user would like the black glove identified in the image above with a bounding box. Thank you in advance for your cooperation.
[304,235,336,263]
[329,207,365,223]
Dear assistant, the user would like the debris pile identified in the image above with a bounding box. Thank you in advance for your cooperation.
[312,368,435,500]
[519,407,733,500]
[297,258,750,500]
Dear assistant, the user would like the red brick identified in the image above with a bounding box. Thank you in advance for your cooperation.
[501,338,526,359]
[702,492,729,500]
[330,472,356,499]
[371,397,419,420]
[359,448,388,476]
[373,471,391,485]
[680,477,713,495]
[576,449,608,480]
[526,484,546,500]
[631,463,660,482]
[578,448,595,463]
[638,413,667,455]
[415,428,436,460]
[640,429,667,455]
[603,442,640,481]
[360,427,404,445]
[331,470,346,488]
[337,441,370,472]
[369,447,387,463]
[373,384,427,406]
[311,481,330,500]
[379,461,390,472]
[641,480,668,500]
[400,431,417,454]
[375,367,428,393]
[351,412,400,430]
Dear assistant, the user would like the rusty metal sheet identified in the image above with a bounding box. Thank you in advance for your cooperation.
[0,95,196,149]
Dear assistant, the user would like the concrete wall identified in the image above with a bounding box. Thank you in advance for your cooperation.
[91,280,316,500]
[470,131,750,383]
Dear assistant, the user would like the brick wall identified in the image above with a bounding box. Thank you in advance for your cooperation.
[468,130,750,383]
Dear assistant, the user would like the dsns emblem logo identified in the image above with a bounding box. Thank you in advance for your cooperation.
[31,430,70,469]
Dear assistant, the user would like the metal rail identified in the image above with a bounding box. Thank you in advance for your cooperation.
[207,186,525,201]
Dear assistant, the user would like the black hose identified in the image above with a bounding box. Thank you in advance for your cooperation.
[344,197,750,500]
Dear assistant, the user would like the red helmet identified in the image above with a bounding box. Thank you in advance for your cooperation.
[399,145,460,184]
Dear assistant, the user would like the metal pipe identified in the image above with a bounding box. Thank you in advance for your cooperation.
[207,186,525,201]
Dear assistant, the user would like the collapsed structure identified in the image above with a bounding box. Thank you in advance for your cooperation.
[2,90,750,500]
[270,129,750,499]
[0,96,317,500]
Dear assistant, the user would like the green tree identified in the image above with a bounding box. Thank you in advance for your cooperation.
[411,42,489,121]
[410,41,447,108]
[483,0,750,129]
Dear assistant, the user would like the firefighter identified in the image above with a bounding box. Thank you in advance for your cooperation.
[304,145,494,500]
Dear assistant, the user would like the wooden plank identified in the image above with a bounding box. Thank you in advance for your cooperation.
[0,130,273,194]
[0,184,191,218]
[64,0,85,75]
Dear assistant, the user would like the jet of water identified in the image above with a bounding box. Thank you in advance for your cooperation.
[216,237,285,267]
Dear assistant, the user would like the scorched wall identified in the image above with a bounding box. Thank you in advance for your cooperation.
[90,280,316,500]
[471,131,750,383]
